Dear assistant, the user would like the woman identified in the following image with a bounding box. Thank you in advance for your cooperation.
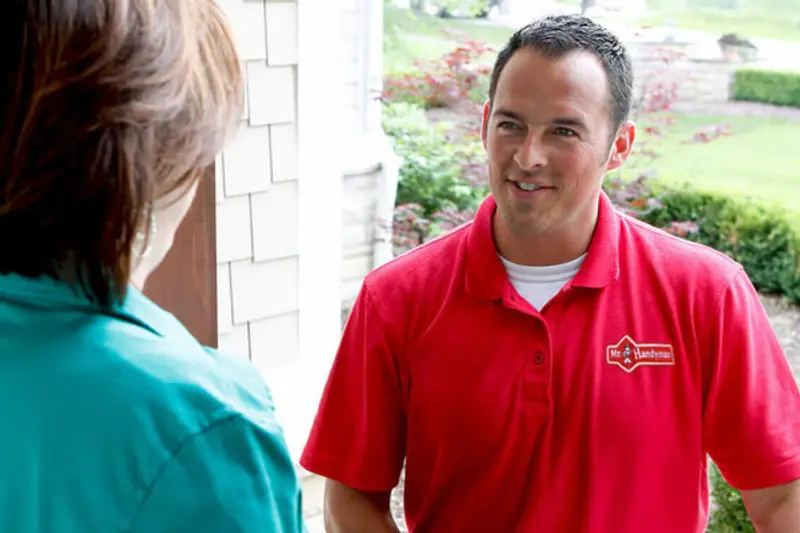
[0,1,304,532]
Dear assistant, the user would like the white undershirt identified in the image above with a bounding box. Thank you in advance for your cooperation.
[499,254,586,311]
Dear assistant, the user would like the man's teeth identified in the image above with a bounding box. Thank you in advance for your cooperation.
[516,182,541,191]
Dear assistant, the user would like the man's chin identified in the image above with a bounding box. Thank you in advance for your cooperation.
[498,210,552,238]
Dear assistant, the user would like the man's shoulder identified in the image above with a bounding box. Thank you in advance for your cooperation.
[366,220,472,294]
[620,212,744,286]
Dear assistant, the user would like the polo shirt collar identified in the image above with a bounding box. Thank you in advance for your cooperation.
[465,191,620,300]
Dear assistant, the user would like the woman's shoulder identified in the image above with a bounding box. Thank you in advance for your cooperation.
[32,282,285,463]
[0,278,298,531]
[91,300,278,442]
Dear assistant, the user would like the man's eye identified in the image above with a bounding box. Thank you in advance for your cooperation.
[498,121,520,130]
[554,127,577,137]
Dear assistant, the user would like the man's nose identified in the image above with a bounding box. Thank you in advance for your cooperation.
[513,132,547,171]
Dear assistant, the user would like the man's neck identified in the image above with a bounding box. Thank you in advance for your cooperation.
[493,201,599,267]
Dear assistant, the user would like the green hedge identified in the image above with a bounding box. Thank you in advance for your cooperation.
[639,185,800,304]
[731,68,800,108]
[383,102,486,217]
[707,463,756,533]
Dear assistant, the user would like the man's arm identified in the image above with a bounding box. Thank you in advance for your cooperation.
[742,478,800,533]
[300,281,408,530]
[703,269,800,511]
[324,479,400,533]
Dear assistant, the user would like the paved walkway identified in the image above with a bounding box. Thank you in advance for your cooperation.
[301,474,408,533]
[301,475,326,533]
[672,100,800,121]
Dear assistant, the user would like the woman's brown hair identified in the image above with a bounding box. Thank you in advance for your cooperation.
[0,0,243,306]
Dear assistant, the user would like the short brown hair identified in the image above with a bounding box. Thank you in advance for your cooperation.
[0,0,243,305]
[489,15,633,136]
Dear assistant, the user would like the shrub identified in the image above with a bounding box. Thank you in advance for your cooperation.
[732,68,800,108]
[382,36,492,110]
[640,185,800,303]
[383,102,488,252]
[603,174,800,304]
[383,102,487,217]
[429,0,490,17]
[707,463,755,533]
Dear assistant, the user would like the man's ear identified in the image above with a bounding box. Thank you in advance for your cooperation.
[605,120,636,173]
[481,100,491,150]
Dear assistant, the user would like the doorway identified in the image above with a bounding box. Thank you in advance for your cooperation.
[144,166,218,348]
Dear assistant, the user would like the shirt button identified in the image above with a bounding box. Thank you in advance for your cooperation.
[533,351,545,365]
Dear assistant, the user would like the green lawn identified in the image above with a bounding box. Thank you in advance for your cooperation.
[385,2,800,60]
[385,5,513,44]
[384,35,461,72]
[384,5,510,71]
[623,113,800,217]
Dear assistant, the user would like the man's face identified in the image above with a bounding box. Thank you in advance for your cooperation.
[482,47,634,240]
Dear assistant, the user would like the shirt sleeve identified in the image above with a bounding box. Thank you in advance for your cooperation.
[299,281,407,492]
[127,412,306,533]
[703,267,800,491]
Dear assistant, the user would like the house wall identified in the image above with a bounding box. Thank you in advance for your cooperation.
[214,0,302,367]
[213,0,391,459]
[212,0,340,460]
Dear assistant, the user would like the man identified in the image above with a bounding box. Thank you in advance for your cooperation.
[300,14,800,533]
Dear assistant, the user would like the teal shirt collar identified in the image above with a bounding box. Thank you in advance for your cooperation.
[0,273,175,340]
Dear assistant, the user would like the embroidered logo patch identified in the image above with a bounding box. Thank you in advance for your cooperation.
[606,335,675,373]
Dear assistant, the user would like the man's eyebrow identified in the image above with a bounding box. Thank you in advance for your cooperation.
[493,108,589,130]
[552,117,588,130]
[492,108,525,122]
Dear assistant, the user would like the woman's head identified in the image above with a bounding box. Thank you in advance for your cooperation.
[0,0,243,305]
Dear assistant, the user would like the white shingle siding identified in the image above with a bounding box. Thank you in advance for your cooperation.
[269,122,298,183]
[251,181,299,261]
[216,195,253,263]
[247,63,297,126]
[215,0,301,369]
[214,0,387,384]
[229,256,300,324]
[221,125,272,196]
[218,0,268,61]
[265,2,298,66]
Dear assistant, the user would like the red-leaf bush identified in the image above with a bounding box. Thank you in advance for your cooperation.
[382,34,493,111]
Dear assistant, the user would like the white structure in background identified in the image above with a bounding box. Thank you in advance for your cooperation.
[213,0,399,462]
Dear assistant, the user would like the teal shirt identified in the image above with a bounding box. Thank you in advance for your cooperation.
[0,274,305,532]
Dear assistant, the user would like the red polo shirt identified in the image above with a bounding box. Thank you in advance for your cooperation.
[300,192,800,532]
